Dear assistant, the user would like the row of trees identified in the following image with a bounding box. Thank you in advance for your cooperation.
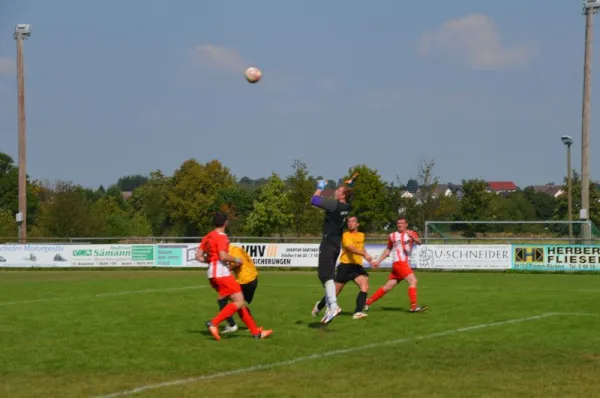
[0,152,598,239]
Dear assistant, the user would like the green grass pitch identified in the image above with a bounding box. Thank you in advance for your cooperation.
[1,269,600,397]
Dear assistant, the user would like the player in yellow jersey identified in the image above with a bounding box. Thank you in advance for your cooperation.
[312,216,374,319]
[217,245,259,334]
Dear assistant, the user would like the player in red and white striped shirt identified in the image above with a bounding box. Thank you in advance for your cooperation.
[197,212,272,341]
[364,217,427,313]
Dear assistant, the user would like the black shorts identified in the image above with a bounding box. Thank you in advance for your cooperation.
[335,263,369,284]
[241,277,258,304]
[318,239,341,268]
[318,239,341,283]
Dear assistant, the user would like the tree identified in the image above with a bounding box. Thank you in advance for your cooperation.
[33,181,101,237]
[0,209,17,239]
[116,174,148,192]
[406,179,418,193]
[491,192,537,233]
[458,179,494,237]
[130,170,171,236]
[167,159,236,235]
[343,165,387,233]
[0,152,40,227]
[245,173,293,237]
[238,176,267,191]
[553,171,600,235]
[523,187,557,221]
[91,196,152,237]
[286,160,321,236]
[382,178,405,231]
[411,159,440,232]
[211,186,256,236]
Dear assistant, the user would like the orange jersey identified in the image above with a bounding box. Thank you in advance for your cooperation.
[199,230,231,278]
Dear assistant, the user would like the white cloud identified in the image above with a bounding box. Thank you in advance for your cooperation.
[0,57,15,76]
[417,14,536,70]
[189,44,249,73]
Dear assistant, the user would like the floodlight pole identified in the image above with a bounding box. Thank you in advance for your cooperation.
[581,2,598,244]
[14,25,30,244]
[567,141,573,240]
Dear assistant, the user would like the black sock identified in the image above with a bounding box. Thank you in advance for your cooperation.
[218,298,236,327]
[317,296,327,311]
[355,291,367,313]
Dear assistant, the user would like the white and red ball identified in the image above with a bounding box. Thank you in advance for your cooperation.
[244,67,262,84]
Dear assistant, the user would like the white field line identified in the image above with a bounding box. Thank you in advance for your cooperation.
[451,286,600,293]
[91,312,599,398]
[0,285,206,306]
[0,283,315,307]
[4,282,600,307]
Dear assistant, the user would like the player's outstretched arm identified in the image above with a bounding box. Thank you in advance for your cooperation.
[372,248,391,268]
[344,173,359,205]
[343,243,373,262]
[310,179,337,211]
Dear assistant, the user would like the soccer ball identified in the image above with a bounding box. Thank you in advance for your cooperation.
[244,67,262,84]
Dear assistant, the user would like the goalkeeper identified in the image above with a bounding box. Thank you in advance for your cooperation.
[310,173,358,324]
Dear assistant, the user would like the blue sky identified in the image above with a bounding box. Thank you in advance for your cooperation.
[0,1,596,189]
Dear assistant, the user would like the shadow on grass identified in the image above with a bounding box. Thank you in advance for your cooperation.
[307,321,338,330]
[377,306,429,313]
[378,306,408,312]
[187,328,247,338]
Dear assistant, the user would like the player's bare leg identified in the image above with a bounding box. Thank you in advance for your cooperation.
[405,273,427,312]
[364,279,398,311]
[352,275,369,319]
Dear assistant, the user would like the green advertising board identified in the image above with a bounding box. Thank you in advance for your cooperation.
[511,244,600,271]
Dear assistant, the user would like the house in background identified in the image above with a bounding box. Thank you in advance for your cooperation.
[486,181,518,194]
[528,184,564,198]
[447,183,464,200]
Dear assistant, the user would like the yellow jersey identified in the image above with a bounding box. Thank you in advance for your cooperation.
[228,245,258,285]
[339,231,365,265]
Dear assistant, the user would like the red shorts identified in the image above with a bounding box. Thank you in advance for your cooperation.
[209,275,242,297]
[388,261,413,281]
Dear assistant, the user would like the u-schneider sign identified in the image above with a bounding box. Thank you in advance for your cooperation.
[416,245,511,270]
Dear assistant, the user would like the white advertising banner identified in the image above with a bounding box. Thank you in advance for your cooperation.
[181,243,321,268]
[415,245,511,270]
[69,245,155,267]
[0,244,71,267]
[0,243,509,270]
[0,244,155,267]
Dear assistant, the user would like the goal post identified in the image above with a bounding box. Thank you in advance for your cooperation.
[424,220,599,244]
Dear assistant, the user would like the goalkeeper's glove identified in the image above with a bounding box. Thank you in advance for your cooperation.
[316,180,328,190]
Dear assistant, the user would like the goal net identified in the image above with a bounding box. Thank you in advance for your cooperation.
[424,220,600,244]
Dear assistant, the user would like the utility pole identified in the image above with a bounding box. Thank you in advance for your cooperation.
[14,24,31,244]
[581,1,599,244]
[562,136,574,241]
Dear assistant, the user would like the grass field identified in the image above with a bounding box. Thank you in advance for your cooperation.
[1,269,600,398]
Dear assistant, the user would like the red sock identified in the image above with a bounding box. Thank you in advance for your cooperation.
[366,287,386,305]
[238,307,260,335]
[408,287,417,309]
[212,303,238,326]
